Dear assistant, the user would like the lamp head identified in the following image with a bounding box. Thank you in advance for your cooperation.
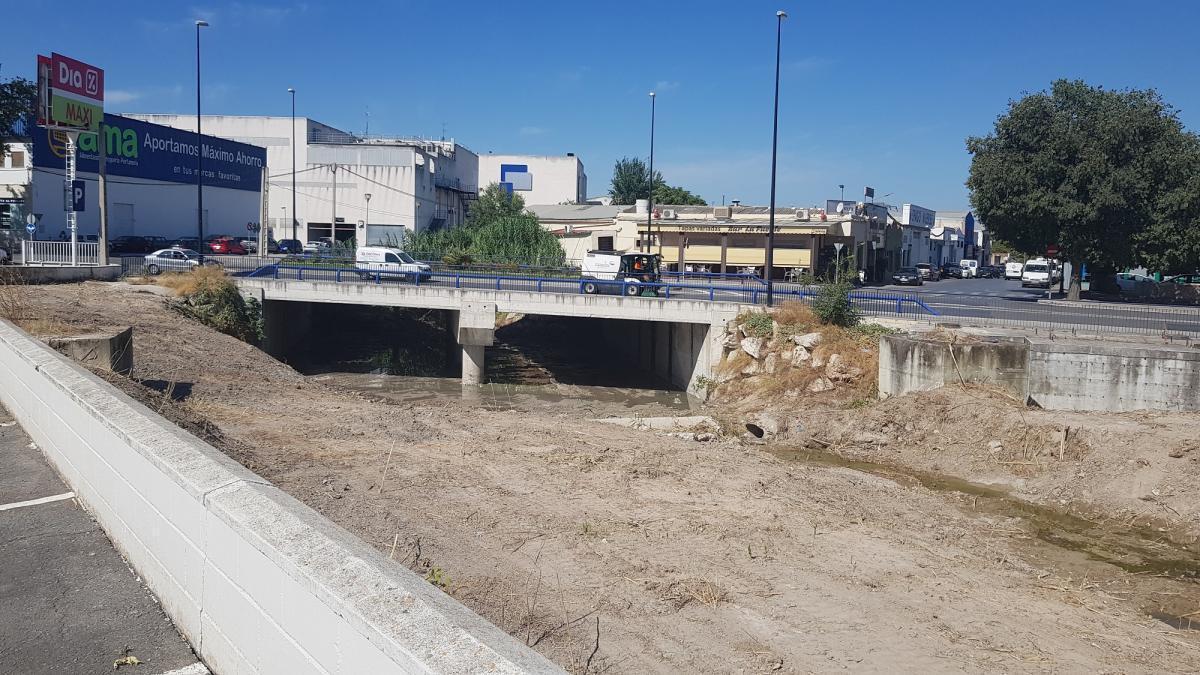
[776,10,787,19]
[287,87,295,93]
[196,19,209,27]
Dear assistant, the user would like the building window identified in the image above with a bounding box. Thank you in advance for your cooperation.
[596,235,614,251]
[9,151,24,168]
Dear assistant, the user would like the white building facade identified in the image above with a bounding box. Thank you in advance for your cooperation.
[0,142,31,253]
[129,115,480,246]
[897,203,935,267]
[477,153,586,205]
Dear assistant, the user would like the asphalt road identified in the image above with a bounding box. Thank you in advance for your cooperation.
[0,405,205,675]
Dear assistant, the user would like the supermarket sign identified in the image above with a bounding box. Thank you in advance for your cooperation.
[38,53,104,132]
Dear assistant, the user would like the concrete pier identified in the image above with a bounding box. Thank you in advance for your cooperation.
[454,302,496,385]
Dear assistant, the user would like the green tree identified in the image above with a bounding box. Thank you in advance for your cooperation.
[608,157,663,205]
[467,183,529,224]
[0,77,36,158]
[967,79,1200,298]
[654,184,706,206]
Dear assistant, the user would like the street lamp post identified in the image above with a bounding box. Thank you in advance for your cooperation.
[839,184,845,202]
[195,20,208,253]
[765,10,786,306]
[364,192,372,232]
[288,87,297,242]
[646,91,656,255]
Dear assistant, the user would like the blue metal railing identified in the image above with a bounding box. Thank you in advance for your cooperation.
[239,261,938,317]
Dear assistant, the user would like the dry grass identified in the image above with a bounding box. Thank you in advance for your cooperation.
[0,267,30,321]
[773,301,818,329]
[155,265,229,296]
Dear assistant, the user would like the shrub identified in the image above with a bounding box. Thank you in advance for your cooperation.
[812,277,860,327]
[166,268,264,344]
[741,311,774,337]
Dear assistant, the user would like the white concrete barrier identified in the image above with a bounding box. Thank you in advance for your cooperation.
[0,319,563,675]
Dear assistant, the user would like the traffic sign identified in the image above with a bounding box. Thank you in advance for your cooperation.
[64,180,85,212]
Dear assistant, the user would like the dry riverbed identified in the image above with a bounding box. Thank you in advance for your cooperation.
[16,281,1200,673]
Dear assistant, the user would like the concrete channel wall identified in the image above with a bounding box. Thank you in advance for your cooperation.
[0,319,563,675]
[880,333,1200,412]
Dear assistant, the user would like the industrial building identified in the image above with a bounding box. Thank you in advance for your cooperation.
[477,153,587,206]
[129,115,590,247]
[24,114,266,242]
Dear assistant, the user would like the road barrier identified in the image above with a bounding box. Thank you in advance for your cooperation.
[0,319,564,675]
[21,241,99,266]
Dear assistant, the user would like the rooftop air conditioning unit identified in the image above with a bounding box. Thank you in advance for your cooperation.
[661,209,678,219]
[795,208,810,221]
[712,206,733,219]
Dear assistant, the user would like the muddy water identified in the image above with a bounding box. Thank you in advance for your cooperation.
[771,446,1200,630]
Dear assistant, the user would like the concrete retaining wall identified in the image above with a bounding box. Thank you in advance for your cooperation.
[599,316,728,393]
[0,319,563,675]
[880,333,1200,412]
[7,264,121,283]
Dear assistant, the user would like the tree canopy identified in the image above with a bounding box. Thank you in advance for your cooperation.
[403,183,565,266]
[966,79,1200,295]
[0,77,36,156]
[608,156,706,206]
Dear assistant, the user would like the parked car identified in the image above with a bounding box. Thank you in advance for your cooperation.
[1164,273,1200,285]
[940,263,965,279]
[1004,261,1025,280]
[915,262,940,281]
[354,246,432,281]
[266,238,279,254]
[1114,272,1157,293]
[109,235,152,254]
[208,237,248,255]
[959,259,980,278]
[143,248,207,275]
[172,237,202,250]
[1021,259,1053,288]
[276,238,304,254]
[236,237,259,254]
[144,236,170,250]
[891,267,923,286]
[303,240,332,255]
[979,265,1004,279]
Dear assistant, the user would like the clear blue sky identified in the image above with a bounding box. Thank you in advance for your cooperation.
[7,0,1200,210]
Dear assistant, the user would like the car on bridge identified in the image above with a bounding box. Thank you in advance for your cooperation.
[355,246,432,281]
[580,250,662,296]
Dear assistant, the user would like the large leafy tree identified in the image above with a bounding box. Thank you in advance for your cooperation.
[608,157,663,205]
[967,79,1200,298]
[467,183,528,224]
[405,183,563,265]
[654,184,707,206]
[0,77,36,156]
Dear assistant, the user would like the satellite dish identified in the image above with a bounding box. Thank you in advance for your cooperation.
[835,201,845,214]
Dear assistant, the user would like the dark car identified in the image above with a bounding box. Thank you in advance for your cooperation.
[276,238,305,254]
[891,267,923,286]
[109,235,152,254]
[915,262,940,281]
[173,237,202,250]
[144,235,170,250]
[941,263,965,279]
[978,265,1002,279]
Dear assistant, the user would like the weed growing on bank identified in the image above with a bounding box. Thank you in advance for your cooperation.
[160,267,264,344]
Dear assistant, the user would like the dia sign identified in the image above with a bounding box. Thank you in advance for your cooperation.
[41,53,104,133]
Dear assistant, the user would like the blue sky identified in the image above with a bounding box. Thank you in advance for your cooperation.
[7,0,1200,210]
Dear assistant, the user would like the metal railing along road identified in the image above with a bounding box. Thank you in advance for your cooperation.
[21,241,101,266]
[913,294,1200,339]
[228,260,939,317]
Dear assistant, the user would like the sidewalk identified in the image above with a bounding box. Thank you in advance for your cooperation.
[0,403,207,675]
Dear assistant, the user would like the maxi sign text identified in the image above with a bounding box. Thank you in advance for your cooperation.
[33,114,266,192]
[47,53,104,133]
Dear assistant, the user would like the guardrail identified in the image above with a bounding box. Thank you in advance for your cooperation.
[237,261,939,317]
[21,241,100,266]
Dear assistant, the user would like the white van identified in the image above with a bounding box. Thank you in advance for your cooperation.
[1004,261,1024,280]
[355,246,432,281]
[1021,259,1052,288]
[959,259,979,278]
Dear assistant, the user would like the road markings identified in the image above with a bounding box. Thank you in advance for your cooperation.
[153,663,210,675]
[0,491,76,512]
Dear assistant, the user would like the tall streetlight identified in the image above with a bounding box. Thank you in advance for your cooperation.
[838,184,845,202]
[195,20,208,252]
[646,91,656,255]
[288,87,297,242]
[765,10,786,306]
[363,193,372,231]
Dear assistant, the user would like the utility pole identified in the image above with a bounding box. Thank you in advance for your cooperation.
[195,20,209,254]
[330,163,337,245]
[646,91,656,255]
[765,9,787,306]
[97,124,109,266]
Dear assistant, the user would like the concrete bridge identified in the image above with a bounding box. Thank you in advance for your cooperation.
[235,277,741,393]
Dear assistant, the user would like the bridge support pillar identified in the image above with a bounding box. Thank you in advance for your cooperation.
[452,302,496,385]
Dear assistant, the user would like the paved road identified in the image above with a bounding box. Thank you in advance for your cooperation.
[0,404,205,675]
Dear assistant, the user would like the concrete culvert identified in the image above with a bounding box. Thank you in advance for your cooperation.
[745,423,766,438]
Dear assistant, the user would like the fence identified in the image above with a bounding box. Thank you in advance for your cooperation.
[21,241,100,266]
[909,295,1200,340]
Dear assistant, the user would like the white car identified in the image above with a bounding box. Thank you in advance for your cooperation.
[1114,272,1157,293]
[354,246,432,281]
[1021,260,1052,288]
[302,240,331,255]
[237,238,258,254]
[1004,261,1024,279]
[143,248,206,275]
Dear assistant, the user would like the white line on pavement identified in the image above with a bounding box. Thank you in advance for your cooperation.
[0,492,76,512]
[153,663,210,675]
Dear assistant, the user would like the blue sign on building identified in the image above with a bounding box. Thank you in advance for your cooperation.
[32,113,265,192]
[499,163,532,194]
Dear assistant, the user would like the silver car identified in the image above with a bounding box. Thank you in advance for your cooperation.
[143,248,204,275]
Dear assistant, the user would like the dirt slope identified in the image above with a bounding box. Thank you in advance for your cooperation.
[17,282,1200,674]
